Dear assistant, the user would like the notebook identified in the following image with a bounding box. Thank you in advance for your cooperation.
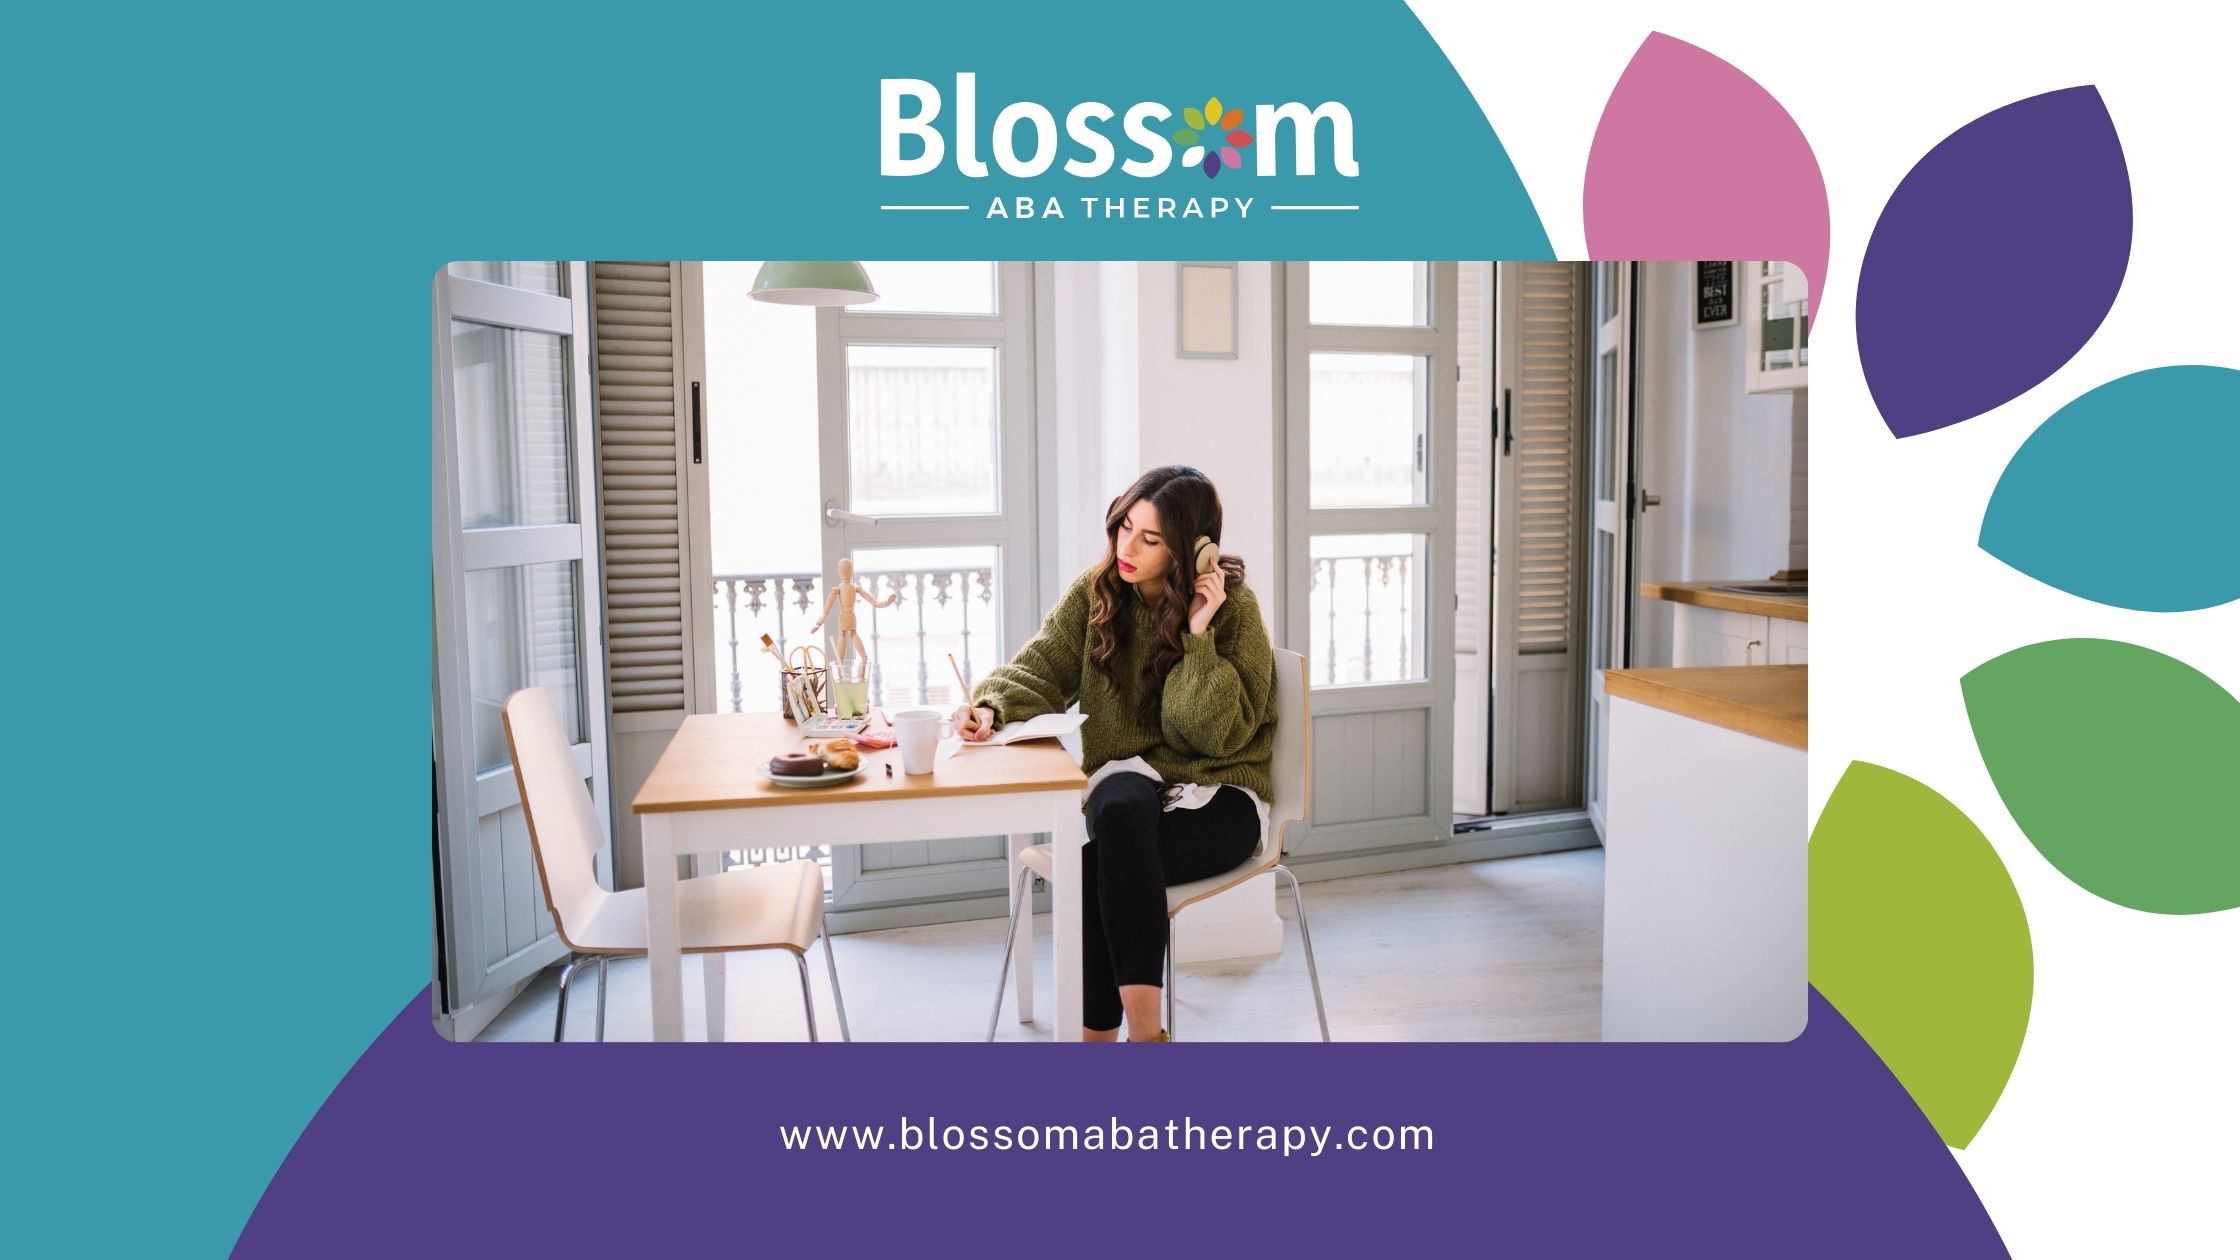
[971,711,1087,745]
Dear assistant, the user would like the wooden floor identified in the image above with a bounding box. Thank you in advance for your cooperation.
[475,848,1604,1043]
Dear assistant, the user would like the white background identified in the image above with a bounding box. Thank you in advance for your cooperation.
[1411,2,2239,1253]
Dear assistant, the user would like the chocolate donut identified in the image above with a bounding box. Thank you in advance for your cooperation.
[770,752,827,777]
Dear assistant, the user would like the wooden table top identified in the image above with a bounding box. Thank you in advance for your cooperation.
[1604,665,1808,750]
[632,712,1089,814]
[1638,580,1808,622]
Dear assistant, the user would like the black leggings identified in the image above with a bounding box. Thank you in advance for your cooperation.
[1080,773,1261,1032]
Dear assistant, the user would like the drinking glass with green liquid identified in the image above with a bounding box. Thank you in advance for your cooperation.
[831,658,869,718]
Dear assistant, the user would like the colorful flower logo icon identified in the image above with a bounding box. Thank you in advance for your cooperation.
[1172,95,1253,178]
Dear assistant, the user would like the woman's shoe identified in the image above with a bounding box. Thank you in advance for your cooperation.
[1130,1030,1171,1042]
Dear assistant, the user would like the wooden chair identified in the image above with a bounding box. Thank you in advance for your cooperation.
[986,648,1325,1041]
[503,687,849,1041]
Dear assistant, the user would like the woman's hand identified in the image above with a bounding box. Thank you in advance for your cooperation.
[953,704,998,741]
[1187,571,1226,637]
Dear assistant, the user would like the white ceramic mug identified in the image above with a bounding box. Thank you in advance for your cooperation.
[890,707,953,775]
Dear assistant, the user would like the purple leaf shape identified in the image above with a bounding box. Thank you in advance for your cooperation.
[1859,87,2131,438]
[1585,33,1828,329]
[1202,152,1220,178]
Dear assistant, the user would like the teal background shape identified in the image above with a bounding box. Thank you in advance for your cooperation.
[1980,365,2240,612]
[5,1,1549,1253]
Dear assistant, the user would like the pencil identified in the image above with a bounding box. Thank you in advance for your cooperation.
[947,652,971,702]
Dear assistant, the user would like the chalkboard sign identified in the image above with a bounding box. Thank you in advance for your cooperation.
[1695,261,1737,328]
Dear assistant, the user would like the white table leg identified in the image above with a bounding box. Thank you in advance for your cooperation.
[1049,795,1085,1042]
[703,951,726,1043]
[1006,832,1036,1026]
[642,813,683,1042]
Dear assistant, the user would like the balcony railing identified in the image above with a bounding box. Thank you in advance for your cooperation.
[1308,552,1415,686]
[713,565,998,716]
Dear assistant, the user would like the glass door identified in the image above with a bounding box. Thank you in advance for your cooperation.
[1584,263,1637,838]
[1283,262,1458,854]
[432,262,608,1017]
[816,263,1041,909]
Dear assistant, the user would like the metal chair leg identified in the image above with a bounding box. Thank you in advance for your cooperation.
[795,951,820,1042]
[593,955,609,1043]
[820,910,852,1042]
[1276,865,1330,1042]
[986,864,1034,1041]
[552,955,580,1043]
[1165,920,1176,1041]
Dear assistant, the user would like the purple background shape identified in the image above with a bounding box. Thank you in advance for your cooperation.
[235,989,2007,1257]
[1857,86,2130,438]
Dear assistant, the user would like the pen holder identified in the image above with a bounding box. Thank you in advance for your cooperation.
[780,665,827,725]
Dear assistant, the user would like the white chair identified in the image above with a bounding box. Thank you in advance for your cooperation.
[503,687,848,1042]
[987,648,1325,1040]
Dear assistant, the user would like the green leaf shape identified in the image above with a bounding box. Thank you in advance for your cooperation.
[1964,637,2240,914]
[1171,126,1199,146]
[1184,107,1205,130]
[1810,761,2032,1149]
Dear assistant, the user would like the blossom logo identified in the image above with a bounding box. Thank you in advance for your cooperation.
[1173,95,1252,178]
[879,74,1355,180]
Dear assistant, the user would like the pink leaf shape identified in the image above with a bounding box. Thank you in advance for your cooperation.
[1585,32,1829,328]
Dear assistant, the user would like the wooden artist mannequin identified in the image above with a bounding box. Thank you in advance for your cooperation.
[810,557,896,669]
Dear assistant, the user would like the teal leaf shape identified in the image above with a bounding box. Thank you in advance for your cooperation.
[1810,761,2032,1148]
[1980,365,2240,612]
[1965,638,2240,913]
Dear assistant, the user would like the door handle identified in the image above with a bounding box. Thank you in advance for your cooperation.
[824,502,878,527]
[1639,490,1662,512]
[1501,387,1513,457]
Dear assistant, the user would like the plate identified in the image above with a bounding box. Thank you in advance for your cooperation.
[756,760,866,788]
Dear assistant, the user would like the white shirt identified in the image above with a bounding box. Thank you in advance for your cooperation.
[1083,755,1271,850]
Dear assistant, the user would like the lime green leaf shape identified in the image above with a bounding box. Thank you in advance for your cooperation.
[1810,761,2032,1149]
[1964,638,2240,914]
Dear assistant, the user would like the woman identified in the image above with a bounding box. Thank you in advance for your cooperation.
[955,465,1276,1042]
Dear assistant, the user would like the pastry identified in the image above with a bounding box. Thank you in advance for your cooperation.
[821,738,860,772]
[770,752,826,777]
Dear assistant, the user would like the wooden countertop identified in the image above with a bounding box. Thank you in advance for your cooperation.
[1604,665,1807,750]
[1639,580,1807,622]
[633,712,1086,813]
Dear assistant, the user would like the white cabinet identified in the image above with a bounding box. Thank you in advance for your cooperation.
[1768,616,1809,664]
[1604,695,1807,1040]
[1672,604,1807,667]
[1743,261,1810,394]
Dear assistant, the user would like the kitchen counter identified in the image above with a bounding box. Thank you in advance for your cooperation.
[1601,663,1807,1041]
[1603,665,1807,750]
[1639,579,1807,622]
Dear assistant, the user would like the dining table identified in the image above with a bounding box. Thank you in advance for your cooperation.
[631,712,1090,1041]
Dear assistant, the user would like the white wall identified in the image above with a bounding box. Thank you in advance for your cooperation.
[1050,262,1280,636]
[1632,263,1800,668]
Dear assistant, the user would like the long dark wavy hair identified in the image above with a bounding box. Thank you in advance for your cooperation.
[1088,465,1247,731]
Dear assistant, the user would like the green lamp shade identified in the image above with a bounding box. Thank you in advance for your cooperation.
[749,261,879,307]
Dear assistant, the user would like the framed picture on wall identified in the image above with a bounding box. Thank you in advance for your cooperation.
[1693,260,1738,329]
[1176,261,1239,358]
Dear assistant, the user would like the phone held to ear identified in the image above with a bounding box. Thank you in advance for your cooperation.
[1193,536,1218,577]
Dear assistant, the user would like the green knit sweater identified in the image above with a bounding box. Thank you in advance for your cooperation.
[970,567,1275,800]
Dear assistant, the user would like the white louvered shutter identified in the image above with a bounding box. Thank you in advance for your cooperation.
[591,263,690,715]
[1514,262,1581,655]
[1491,262,1588,815]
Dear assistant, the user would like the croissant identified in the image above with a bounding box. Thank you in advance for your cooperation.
[821,738,860,772]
